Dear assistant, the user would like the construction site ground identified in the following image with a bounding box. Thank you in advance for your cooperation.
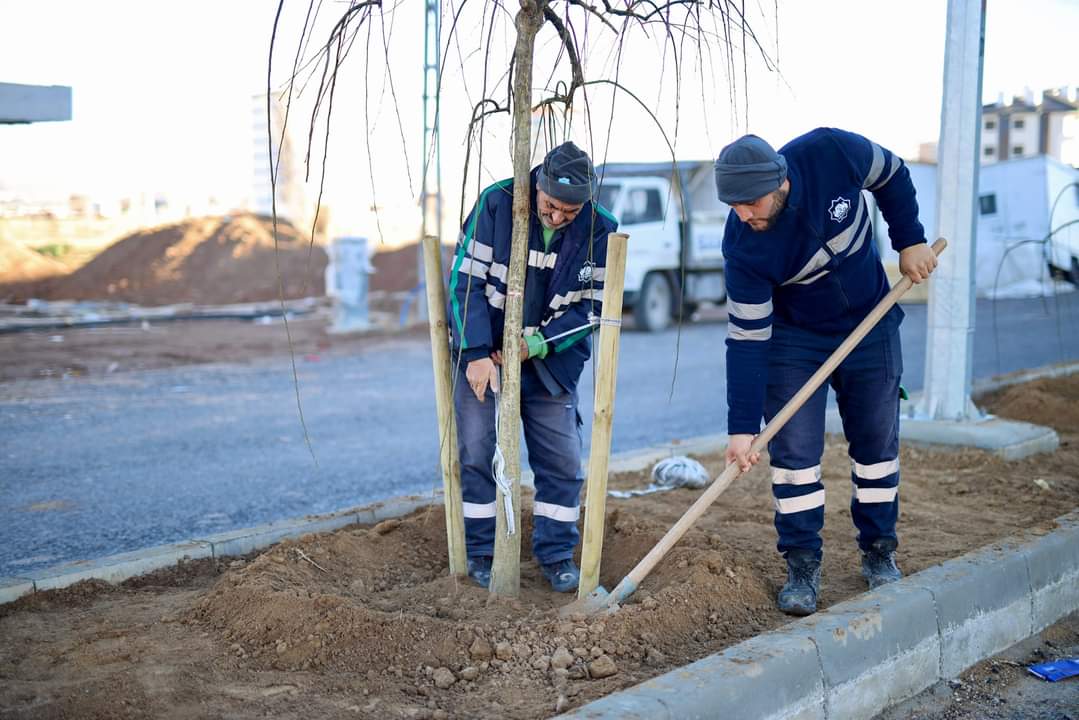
[0,312,426,383]
[2,375,1078,719]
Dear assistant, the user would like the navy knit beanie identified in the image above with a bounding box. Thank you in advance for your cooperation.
[714,134,788,204]
[538,142,597,204]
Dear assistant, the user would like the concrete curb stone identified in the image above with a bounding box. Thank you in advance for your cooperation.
[195,510,362,559]
[560,509,1079,720]
[971,360,1079,395]
[585,631,826,720]
[362,493,440,524]
[908,541,1033,678]
[28,541,213,592]
[1022,517,1079,632]
[802,582,940,719]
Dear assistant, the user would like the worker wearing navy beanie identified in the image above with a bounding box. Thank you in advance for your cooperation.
[715,129,938,615]
[447,142,618,593]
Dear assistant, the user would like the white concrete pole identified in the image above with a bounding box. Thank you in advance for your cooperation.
[917,0,986,421]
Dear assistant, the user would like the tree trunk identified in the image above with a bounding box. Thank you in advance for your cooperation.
[489,0,544,598]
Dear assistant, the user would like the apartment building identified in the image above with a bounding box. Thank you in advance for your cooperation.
[982,89,1079,166]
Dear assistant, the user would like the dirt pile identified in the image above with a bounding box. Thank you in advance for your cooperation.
[0,223,456,306]
[0,236,68,283]
[370,241,457,294]
[187,504,775,717]
[980,375,1079,433]
[0,214,328,306]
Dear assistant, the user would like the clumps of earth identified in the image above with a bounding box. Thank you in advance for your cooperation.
[185,504,775,717]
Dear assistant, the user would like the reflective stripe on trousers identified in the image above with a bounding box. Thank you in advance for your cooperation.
[454,362,584,565]
[765,327,903,558]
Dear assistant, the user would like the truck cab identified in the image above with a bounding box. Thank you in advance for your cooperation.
[597,162,730,331]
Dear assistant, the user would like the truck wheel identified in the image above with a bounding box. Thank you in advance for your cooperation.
[635,272,673,332]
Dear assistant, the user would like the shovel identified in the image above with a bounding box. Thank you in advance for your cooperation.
[562,238,947,616]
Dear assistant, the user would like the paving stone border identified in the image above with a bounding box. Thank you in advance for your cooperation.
[560,510,1079,720]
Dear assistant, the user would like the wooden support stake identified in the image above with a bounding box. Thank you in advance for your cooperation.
[578,232,629,598]
[422,235,467,576]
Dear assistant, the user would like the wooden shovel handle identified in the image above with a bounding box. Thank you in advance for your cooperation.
[622,238,947,591]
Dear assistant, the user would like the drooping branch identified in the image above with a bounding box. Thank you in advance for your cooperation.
[543,5,585,94]
[564,0,619,32]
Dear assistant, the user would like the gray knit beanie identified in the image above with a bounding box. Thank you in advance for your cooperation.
[537,142,598,204]
[714,134,788,204]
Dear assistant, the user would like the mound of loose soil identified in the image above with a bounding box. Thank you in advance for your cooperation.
[1,225,454,306]
[370,241,457,294]
[2,374,1078,719]
[0,214,328,306]
[0,236,68,283]
[979,375,1079,433]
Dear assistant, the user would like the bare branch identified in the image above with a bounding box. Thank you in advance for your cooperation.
[563,0,618,32]
[267,0,318,467]
[543,5,585,94]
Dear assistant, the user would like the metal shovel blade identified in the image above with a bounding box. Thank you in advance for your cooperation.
[558,585,612,617]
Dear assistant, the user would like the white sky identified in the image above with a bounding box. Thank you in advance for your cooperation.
[1,0,1077,244]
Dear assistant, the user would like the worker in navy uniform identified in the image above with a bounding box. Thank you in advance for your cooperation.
[715,129,938,615]
[447,142,618,592]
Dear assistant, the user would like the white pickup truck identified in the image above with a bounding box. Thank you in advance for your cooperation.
[596,161,730,331]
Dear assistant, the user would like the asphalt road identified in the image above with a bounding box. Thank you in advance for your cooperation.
[3,294,1079,576]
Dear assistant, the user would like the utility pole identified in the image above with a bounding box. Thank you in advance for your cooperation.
[417,0,443,321]
[917,0,986,421]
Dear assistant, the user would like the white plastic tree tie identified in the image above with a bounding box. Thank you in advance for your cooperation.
[491,369,516,537]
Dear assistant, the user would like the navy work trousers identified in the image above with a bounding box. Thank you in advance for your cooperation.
[453,361,583,566]
[765,327,903,560]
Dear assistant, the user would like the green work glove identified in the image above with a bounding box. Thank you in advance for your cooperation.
[525,333,549,359]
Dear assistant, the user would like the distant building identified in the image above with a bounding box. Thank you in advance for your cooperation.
[981,88,1079,166]
[251,93,306,226]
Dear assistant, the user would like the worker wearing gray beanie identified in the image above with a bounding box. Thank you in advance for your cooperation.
[714,134,789,204]
[538,141,598,205]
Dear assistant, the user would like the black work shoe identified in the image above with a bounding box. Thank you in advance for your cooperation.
[540,559,580,593]
[862,538,902,589]
[777,550,821,616]
[467,556,493,588]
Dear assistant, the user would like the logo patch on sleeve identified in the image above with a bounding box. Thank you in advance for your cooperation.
[829,197,851,223]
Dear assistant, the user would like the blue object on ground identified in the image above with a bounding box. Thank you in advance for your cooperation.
[1027,658,1079,682]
